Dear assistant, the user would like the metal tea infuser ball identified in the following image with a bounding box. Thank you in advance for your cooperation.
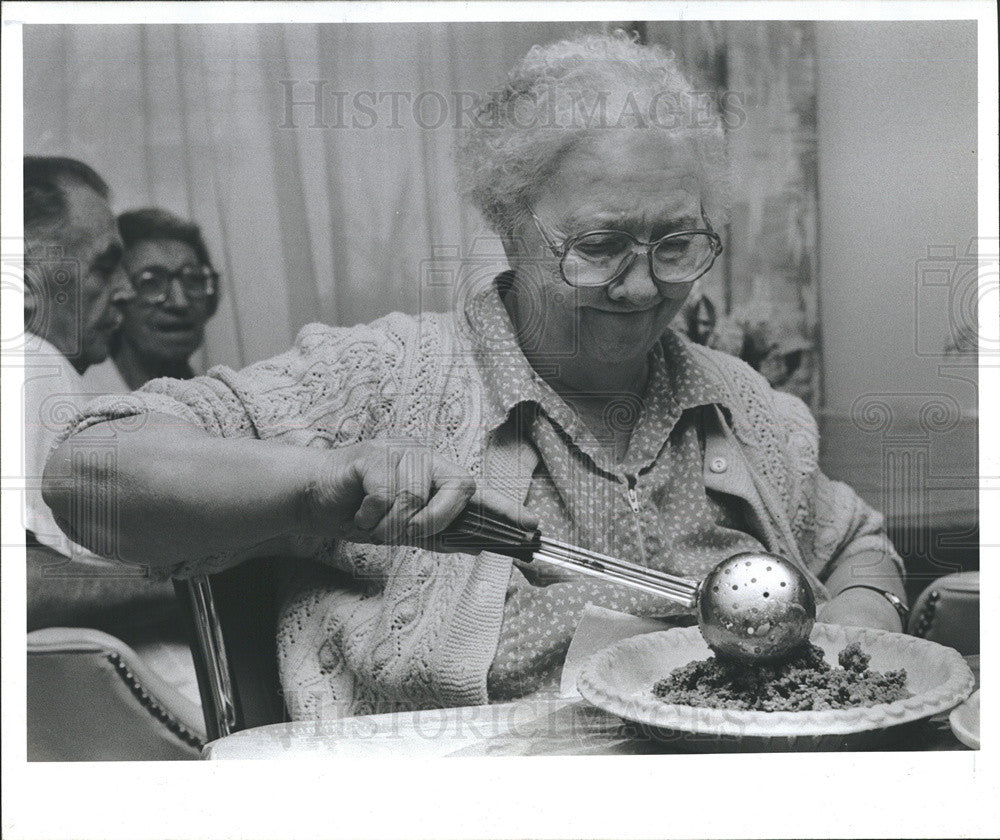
[696,551,816,661]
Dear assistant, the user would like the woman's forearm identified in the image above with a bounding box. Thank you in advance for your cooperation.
[42,413,335,569]
[43,412,534,573]
[818,549,908,632]
[823,550,907,602]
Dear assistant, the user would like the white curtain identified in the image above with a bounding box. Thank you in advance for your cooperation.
[23,22,590,370]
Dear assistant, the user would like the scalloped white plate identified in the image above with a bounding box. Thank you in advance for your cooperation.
[577,623,974,751]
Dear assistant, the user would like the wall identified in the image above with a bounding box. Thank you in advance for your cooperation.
[814,21,978,537]
[815,21,978,415]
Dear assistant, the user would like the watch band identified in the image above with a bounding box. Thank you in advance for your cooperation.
[838,584,910,629]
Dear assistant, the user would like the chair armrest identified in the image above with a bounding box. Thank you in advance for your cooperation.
[28,627,207,761]
[907,571,979,656]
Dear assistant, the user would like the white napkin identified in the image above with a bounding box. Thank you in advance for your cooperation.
[559,604,673,699]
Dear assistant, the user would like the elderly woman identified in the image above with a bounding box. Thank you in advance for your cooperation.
[82,208,220,394]
[46,34,906,719]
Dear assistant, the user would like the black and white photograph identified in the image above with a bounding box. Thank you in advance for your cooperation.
[2,1,996,838]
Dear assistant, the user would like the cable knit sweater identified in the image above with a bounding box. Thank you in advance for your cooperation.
[64,280,902,720]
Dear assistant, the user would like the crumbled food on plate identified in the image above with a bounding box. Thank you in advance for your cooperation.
[652,642,909,711]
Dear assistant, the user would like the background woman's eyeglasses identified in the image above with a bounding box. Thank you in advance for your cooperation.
[130,265,218,305]
[529,208,724,289]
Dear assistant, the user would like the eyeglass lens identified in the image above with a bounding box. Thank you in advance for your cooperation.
[134,266,214,301]
[562,231,718,287]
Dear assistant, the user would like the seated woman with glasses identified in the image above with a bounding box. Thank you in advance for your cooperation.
[77,208,220,712]
[48,33,906,720]
[83,208,219,395]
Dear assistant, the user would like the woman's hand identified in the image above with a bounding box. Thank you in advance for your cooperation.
[817,587,905,633]
[301,440,538,548]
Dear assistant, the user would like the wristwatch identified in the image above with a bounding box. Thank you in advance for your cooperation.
[838,584,910,629]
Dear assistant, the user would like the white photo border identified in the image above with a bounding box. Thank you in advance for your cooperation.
[2,2,997,839]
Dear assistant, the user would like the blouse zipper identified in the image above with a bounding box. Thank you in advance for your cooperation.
[623,473,647,565]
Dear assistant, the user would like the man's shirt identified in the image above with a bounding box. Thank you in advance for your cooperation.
[24,334,107,564]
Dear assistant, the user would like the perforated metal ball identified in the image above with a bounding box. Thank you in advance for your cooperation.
[698,552,816,662]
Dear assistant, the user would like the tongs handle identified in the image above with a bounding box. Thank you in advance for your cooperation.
[435,506,541,563]
[436,506,700,607]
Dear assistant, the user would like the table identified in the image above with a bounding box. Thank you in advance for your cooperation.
[204,674,977,759]
[205,600,979,759]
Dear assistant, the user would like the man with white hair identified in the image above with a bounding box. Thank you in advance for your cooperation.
[23,155,133,566]
[22,157,183,639]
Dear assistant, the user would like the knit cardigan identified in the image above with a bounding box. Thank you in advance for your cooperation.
[65,304,901,720]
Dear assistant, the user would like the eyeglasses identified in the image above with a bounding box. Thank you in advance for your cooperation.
[129,264,218,305]
[529,207,724,289]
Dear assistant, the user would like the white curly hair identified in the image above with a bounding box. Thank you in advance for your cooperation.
[456,31,730,235]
